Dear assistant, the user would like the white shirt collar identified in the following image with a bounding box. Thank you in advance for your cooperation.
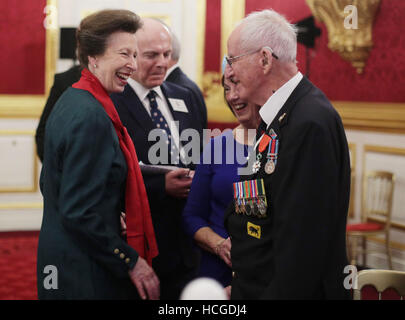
[259,71,303,127]
[165,63,179,80]
[127,78,164,103]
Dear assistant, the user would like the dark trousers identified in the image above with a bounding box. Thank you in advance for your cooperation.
[159,264,198,300]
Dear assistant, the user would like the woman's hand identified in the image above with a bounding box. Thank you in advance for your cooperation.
[215,237,232,267]
[128,257,160,300]
[194,227,233,267]
[224,285,232,299]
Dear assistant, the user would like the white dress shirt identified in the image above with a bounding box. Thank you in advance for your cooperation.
[259,71,303,128]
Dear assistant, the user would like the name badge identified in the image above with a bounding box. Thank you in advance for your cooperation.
[169,98,189,113]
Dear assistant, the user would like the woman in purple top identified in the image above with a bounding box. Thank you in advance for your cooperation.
[183,77,261,288]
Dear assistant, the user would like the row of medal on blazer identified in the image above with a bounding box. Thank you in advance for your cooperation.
[233,179,267,218]
[232,128,279,218]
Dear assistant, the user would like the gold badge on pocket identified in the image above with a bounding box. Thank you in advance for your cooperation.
[247,222,261,239]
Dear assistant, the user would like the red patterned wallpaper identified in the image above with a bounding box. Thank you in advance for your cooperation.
[0,0,47,95]
[245,0,405,103]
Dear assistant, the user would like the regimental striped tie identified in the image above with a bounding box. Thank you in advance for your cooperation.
[147,90,178,164]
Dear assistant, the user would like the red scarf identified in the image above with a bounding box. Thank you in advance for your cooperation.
[73,68,158,265]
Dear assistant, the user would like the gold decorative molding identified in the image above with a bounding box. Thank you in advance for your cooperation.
[364,145,405,157]
[306,0,381,73]
[0,96,47,118]
[0,202,43,210]
[333,101,405,134]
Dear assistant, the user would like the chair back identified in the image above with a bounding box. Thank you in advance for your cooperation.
[354,269,405,300]
[361,171,395,230]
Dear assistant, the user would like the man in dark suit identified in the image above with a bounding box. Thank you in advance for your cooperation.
[224,9,351,299]
[111,18,202,300]
[165,29,207,130]
[35,64,82,162]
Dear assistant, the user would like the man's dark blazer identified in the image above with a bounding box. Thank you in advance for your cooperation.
[166,66,207,129]
[35,65,82,162]
[225,76,351,300]
[111,82,203,298]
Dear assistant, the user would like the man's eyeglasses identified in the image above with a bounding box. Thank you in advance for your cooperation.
[225,46,279,67]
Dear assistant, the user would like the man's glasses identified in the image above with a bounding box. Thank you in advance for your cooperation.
[225,46,279,67]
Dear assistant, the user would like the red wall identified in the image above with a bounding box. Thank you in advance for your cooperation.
[0,0,47,95]
[204,0,222,72]
[245,0,405,103]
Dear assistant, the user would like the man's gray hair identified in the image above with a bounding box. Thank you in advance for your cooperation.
[170,30,181,62]
[151,18,181,62]
[237,9,297,62]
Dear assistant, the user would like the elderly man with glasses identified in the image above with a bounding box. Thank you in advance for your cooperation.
[223,9,351,300]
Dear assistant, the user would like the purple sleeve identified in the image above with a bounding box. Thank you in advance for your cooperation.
[182,139,214,237]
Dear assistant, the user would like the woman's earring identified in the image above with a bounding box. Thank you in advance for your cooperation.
[94,64,97,68]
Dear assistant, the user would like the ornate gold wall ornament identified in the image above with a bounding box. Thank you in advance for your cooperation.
[306,0,381,74]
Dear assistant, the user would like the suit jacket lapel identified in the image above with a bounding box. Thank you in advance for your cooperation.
[266,76,313,137]
[259,76,313,170]
[122,85,155,134]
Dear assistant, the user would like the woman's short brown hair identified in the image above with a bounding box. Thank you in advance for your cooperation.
[76,9,142,68]
[221,75,235,115]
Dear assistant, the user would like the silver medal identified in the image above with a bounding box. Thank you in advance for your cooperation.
[252,160,261,173]
[258,201,267,217]
[264,160,275,174]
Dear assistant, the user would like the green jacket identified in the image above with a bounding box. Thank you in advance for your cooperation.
[37,88,139,299]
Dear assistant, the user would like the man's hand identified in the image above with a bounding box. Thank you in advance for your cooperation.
[165,168,194,198]
[128,257,160,300]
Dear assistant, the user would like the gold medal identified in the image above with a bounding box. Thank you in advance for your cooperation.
[264,160,275,174]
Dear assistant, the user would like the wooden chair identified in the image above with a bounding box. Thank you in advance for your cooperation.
[354,269,405,300]
[347,171,395,269]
